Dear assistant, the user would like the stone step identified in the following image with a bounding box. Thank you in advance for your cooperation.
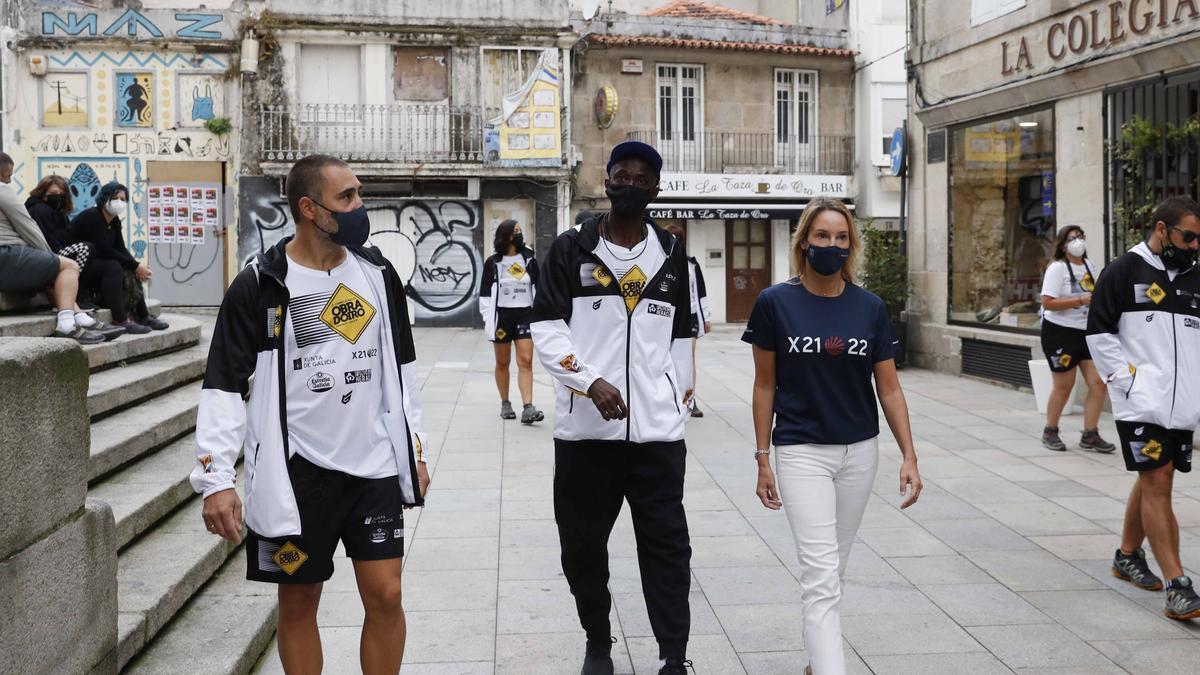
[87,328,210,420]
[82,314,200,372]
[116,490,240,671]
[89,380,200,481]
[0,291,48,313]
[123,548,276,675]
[0,298,163,337]
[89,434,198,549]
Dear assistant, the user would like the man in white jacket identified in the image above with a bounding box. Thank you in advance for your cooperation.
[532,141,695,675]
[193,155,431,672]
[1087,196,1200,621]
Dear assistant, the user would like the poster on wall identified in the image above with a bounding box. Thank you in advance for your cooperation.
[483,49,562,168]
[38,157,130,221]
[177,73,224,128]
[115,72,154,128]
[40,72,89,128]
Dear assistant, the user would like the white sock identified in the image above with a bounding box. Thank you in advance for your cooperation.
[56,309,76,333]
[75,312,97,328]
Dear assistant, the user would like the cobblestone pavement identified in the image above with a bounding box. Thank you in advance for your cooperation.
[254,326,1200,674]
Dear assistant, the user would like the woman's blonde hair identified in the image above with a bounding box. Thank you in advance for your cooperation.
[790,197,860,283]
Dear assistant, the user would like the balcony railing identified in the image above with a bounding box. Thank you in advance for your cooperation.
[259,103,500,163]
[625,130,852,175]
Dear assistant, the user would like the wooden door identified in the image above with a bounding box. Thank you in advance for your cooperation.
[726,219,772,322]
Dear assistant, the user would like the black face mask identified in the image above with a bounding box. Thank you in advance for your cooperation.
[46,194,66,212]
[606,184,655,219]
[511,234,524,250]
[1162,241,1198,271]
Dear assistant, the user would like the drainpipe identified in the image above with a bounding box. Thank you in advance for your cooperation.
[557,32,576,234]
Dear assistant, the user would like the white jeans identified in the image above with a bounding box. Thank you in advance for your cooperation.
[775,437,879,675]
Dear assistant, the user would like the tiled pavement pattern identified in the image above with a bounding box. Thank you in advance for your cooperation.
[254,326,1200,674]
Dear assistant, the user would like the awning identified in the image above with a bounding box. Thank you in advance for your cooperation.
[647,201,854,220]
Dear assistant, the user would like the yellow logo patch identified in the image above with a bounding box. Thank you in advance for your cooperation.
[1058,354,1072,368]
[319,283,377,344]
[507,262,526,280]
[1147,283,1166,305]
[592,266,613,288]
[1143,439,1164,462]
[1080,273,1095,293]
[495,328,508,340]
[273,541,309,575]
[618,265,647,314]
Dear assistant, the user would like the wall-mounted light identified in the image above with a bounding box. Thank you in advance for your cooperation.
[240,32,260,76]
[1018,121,1038,128]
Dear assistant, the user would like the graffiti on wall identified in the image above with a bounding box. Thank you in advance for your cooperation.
[38,9,233,42]
[30,131,231,160]
[41,72,89,127]
[178,73,224,126]
[238,176,482,324]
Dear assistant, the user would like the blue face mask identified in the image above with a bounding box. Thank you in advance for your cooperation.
[312,199,370,247]
[806,244,850,277]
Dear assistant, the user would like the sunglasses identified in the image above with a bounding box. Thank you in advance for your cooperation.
[1171,226,1200,244]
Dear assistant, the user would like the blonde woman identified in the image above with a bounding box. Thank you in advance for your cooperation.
[743,198,922,675]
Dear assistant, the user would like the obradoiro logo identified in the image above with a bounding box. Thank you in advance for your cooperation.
[319,283,377,343]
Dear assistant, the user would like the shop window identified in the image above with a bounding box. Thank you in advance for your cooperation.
[880,97,906,157]
[971,0,1025,26]
[949,107,1054,330]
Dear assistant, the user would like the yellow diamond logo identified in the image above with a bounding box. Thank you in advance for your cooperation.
[495,328,507,340]
[319,283,377,344]
[273,541,309,575]
[508,262,526,280]
[1143,439,1163,462]
[1080,273,1095,292]
[619,265,647,314]
[1147,283,1166,305]
[592,266,613,288]
[1059,354,1071,367]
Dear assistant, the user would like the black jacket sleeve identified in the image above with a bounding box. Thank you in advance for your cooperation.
[671,246,692,340]
[382,256,417,364]
[25,199,68,251]
[202,265,262,396]
[693,261,708,300]
[479,254,498,298]
[1087,254,1126,336]
[527,254,540,291]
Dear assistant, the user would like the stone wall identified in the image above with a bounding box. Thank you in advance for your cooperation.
[0,339,117,674]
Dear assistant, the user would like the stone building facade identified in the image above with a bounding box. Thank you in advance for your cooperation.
[906,0,1200,385]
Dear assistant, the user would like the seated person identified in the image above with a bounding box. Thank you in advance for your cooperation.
[69,181,168,333]
[0,152,107,344]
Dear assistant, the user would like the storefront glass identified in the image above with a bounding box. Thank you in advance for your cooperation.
[949,107,1055,330]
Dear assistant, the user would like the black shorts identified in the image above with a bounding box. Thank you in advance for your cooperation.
[1041,320,1091,372]
[493,306,532,343]
[245,454,405,584]
[1116,421,1193,473]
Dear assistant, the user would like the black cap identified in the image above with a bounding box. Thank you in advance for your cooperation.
[607,140,663,177]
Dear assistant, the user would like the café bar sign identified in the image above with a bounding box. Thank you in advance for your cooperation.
[658,172,849,200]
[1002,0,1200,76]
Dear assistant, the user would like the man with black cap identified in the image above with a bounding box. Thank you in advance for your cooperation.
[532,141,695,675]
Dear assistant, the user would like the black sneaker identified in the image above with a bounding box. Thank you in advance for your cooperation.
[1042,426,1066,452]
[51,325,106,345]
[137,315,169,331]
[658,658,693,675]
[115,319,152,335]
[581,638,615,675]
[1112,548,1163,591]
[500,400,516,420]
[1080,429,1116,454]
[521,403,544,425]
[84,320,126,341]
[1165,576,1200,620]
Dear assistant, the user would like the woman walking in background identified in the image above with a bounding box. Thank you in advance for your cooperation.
[1039,225,1114,453]
[744,198,922,675]
[665,223,712,418]
[479,219,543,424]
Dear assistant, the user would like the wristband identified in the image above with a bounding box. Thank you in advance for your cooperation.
[754,448,771,459]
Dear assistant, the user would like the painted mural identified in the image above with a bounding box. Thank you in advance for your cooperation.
[238,177,483,326]
[15,49,233,271]
[40,72,89,127]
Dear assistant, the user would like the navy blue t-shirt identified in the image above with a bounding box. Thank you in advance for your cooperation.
[741,279,898,446]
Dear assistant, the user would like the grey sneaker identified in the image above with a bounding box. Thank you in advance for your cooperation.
[52,325,106,345]
[1080,429,1116,454]
[85,320,126,341]
[581,637,615,675]
[521,403,544,425]
[1112,548,1163,591]
[500,400,516,419]
[1042,426,1067,452]
[1165,576,1200,620]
